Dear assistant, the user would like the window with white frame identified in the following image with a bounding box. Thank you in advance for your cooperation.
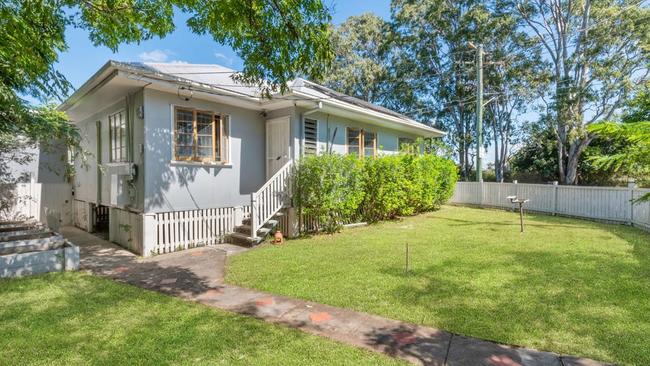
[174,107,229,163]
[109,110,127,162]
[304,118,318,156]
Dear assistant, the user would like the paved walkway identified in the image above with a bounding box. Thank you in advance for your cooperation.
[61,227,610,366]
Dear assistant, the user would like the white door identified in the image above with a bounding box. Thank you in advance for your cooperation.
[266,116,291,179]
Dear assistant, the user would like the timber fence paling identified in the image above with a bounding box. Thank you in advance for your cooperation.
[149,206,248,255]
[450,182,650,231]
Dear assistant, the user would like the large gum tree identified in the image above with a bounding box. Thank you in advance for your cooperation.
[515,0,649,185]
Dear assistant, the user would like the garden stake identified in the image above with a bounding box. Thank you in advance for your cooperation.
[405,243,409,274]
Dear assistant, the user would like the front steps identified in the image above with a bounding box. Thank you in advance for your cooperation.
[230,213,284,247]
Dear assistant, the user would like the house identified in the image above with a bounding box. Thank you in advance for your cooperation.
[59,61,444,256]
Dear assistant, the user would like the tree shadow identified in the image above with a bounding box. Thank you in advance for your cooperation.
[0,272,384,365]
[376,226,650,364]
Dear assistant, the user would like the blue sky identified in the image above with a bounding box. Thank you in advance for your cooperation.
[57,1,391,89]
[55,1,501,165]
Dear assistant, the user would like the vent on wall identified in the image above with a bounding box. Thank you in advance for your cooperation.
[304,118,318,155]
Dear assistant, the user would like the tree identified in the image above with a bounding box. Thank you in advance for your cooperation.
[1,0,333,152]
[588,87,650,197]
[390,0,485,180]
[482,1,547,182]
[515,0,650,185]
[322,13,389,103]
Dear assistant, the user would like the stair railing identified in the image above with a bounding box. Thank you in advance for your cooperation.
[250,160,293,237]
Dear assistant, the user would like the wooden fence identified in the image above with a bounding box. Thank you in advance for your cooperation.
[0,182,41,221]
[145,206,251,256]
[451,182,650,231]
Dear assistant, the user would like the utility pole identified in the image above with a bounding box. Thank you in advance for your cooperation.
[475,44,484,182]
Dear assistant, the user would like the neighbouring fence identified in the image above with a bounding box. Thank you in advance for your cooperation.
[145,206,251,256]
[451,182,650,231]
[1,181,72,229]
[0,182,41,221]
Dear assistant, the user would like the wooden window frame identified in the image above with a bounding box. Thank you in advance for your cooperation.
[173,106,228,163]
[109,109,128,163]
[346,127,376,158]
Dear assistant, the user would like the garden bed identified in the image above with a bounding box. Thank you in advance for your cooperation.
[0,221,79,278]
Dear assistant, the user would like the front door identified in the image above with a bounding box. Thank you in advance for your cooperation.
[266,116,291,179]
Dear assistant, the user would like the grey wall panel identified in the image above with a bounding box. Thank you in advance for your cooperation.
[142,89,266,213]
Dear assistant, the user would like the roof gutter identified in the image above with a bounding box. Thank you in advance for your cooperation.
[291,89,445,137]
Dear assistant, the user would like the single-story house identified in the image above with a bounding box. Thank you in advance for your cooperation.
[60,61,444,256]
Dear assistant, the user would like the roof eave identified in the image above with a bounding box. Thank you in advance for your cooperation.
[289,89,445,137]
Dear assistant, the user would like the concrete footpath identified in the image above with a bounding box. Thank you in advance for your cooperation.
[61,227,611,366]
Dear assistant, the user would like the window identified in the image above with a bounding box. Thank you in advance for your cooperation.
[174,107,229,163]
[304,118,318,156]
[346,127,376,158]
[109,110,127,162]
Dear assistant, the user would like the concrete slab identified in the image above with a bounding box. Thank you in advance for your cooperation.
[560,356,614,366]
[446,335,561,366]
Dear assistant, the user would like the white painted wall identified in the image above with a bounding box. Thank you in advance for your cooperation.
[72,91,145,212]
[142,89,266,213]
[301,111,420,156]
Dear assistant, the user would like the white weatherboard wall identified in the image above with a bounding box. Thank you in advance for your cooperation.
[451,182,650,231]
[304,111,419,156]
[143,89,266,213]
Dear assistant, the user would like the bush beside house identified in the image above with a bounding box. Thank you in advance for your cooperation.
[293,153,457,233]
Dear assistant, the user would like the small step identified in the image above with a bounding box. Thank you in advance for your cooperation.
[230,232,262,246]
[235,225,272,235]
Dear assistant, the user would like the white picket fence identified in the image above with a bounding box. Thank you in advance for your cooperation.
[451,182,650,231]
[0,182,41,221]
[147,206,251,255]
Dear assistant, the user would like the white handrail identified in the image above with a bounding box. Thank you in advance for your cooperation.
[250,160,293,237]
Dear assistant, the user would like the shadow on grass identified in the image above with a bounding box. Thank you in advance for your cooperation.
[433,215,592,229]
[378,225,650,365]
[0,274,305,364]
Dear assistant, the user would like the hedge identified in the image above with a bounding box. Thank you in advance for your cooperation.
[293,153,457,233]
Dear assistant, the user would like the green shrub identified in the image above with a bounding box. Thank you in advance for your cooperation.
[362,155,411,220]
[293,152,457,232]
[293,154,365,233]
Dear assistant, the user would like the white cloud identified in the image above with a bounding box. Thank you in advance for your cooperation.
[138,49,171,63]
[170,60,188,64]
[214,52,234,65]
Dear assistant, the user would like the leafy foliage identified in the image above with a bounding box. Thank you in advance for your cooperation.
[321,13,391,103]
[293,153,457,233]
[588,122,650,201]
[515,0,650,184]
[293,154,366,233]
[1,0,333,160]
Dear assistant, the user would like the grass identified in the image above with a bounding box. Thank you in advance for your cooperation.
[226,205,650,365]
[0,272,404,366]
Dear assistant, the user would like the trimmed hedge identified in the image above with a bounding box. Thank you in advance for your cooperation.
[293,153,457,233]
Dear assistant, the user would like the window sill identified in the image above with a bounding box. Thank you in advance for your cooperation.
[170,160,232,168]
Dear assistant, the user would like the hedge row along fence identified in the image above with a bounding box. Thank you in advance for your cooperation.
[293,153,458,233]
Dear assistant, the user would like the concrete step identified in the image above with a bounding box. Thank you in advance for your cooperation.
[229,232,263,246]
[235,225,272,236]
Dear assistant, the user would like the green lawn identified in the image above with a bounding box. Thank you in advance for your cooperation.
[0,272,403,366]
[227,205,650,366]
